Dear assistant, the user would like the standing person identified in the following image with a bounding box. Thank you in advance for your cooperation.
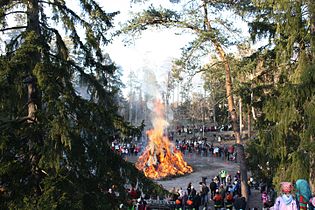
[128,185,138,200]
[261,190,269,210]
[226,181,234,194]
[233,194,247,210]
[235,170,241,180]
[190,185,197,197]
[219,169,227,185]
[213,191,223,210]
[210,178,217,199]
[267,185,277,207]
[193,192,201,210]
[295,179,312,210]
[219,184,226,201]
[273,182,297,210]
[232,180,240,196]
[226,174,232,185]
[309,194,315,210]
[225,191,234,210]
[228,144,234,161]
[187,182,192,196]
[199,182,209,208]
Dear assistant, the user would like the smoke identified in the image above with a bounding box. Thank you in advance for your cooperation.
[141,69,162,101]
[141,69,175,132]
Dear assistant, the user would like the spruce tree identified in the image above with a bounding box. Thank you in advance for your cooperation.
[0,1,165,209]
[239,0,315,191]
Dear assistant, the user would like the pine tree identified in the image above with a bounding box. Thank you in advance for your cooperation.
[0,1,165,209]
[123,0,250,199]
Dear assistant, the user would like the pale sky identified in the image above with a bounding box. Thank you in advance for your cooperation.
[101,0,196,97]
[99,0,252,98]
[1,0,254,99]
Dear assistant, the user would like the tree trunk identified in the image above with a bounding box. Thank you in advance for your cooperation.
[310,136,315,192]
[247,104,251,140]
[26,0,40,121]
[26,0,42,195]
[239,97,242,134]
[309,0,315,193]
[202,0,248,200]
[214,42,249,200]
[309,0,315,60]
[25,77,37,122]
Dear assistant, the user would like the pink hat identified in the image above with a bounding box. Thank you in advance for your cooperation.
[281,182,293,193]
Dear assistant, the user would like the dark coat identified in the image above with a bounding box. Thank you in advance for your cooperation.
[233,196,247,210]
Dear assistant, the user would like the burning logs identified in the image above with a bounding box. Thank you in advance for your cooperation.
[135,100,193,179]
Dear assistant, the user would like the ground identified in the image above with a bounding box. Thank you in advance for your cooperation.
[127,152,263,209]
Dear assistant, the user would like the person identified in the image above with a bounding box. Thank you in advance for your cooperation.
[193,192,201,210]
[219,184,226,201]
[295,179,312,210]
[181,191,188,210]
[199,182,209,208]
[190,185,197,197]
[170,187,179,201]
[261,190,269,209]
[187,182,192,195]
[267,185,277,207]
[213,191,223,210]
[309,194,315,210]
[273,182,297,210]
[219,169,227,185]
[226,174,232,184]
[225,191,234,210]
[232,180,240,196]
[233,195,247,210]
[129,185,138,200]
[210,178,217,199]
[235,170,241,180]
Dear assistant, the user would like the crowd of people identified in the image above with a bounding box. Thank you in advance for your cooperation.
[109,138,315,210]
[111,135,237,162]
[111,140,142,156]
[174,138,236,161]
[172,124,232,136]
[167,170,248,210]
[119,175,315,210]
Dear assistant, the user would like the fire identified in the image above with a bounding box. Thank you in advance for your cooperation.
[135,100,193,179]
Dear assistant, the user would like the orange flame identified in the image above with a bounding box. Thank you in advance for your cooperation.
[135,100,193,179]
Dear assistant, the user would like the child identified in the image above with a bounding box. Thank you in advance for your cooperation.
[273,182,297,210]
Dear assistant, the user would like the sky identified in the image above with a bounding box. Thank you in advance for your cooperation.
[1,0,254,99]
[0,0,196,100]
[97,0,202,99]
[99,0,253,99]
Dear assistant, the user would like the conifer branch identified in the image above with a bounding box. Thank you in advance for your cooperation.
[0,116,36,129]
[46,52,101,90]
[191,61,223,76]
[0,26,27,32]
[39,0,89,27]
[1,1,23,10]
[5,34,23,55]
[0,10,27,19]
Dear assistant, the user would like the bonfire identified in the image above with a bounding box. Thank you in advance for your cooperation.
[136,100,193,179]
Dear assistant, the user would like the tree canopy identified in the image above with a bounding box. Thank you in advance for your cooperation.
[239,0,315,190]
[0,1,165,209]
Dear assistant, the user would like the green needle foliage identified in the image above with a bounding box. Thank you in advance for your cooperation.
[239,0,315,189]
[0,1,165,209]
